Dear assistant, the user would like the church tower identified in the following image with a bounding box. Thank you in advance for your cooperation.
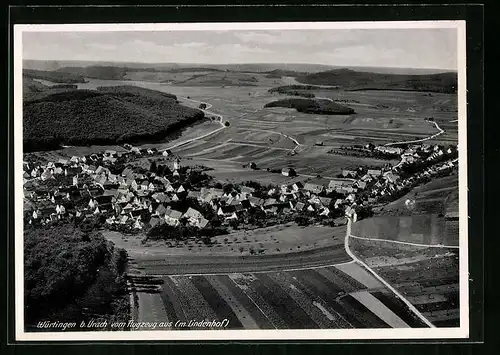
[173,157,180,171]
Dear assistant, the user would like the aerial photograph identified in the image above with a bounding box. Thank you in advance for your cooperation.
[19,24,463,336]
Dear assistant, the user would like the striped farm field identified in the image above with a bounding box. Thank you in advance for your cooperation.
[349,236,460,328]
[131,262,429,329]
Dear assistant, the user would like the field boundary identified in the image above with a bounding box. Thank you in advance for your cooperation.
[349,234,459,249]
[138,260,356,278]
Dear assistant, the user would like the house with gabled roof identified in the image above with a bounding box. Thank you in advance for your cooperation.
[342,170,358,178]
[319,196,332,207]
[209,188,224,198]
[95,174,108,187]
[320,207,330,216]
[263,198,278,207]
[188,190,201,200]
[303,182,322,195]
[383,172,400,184]
[119,215,129,224]
[183,207,205,227]
[40,169,55,181]
[130,147,142,155]
[88,198,97,209]
[294,201,305,211]
[122,167,135,179]
[217,205,237,218]
[55,204,66,215]
[133,219,143,230]
[149,216,163,229]
[281,167,297,177]
[121,203,134,215]
[367,169,382,177]
[248,196,264,208]
[155,204,168,216]
[53,167,64,175]
[129,180,138,191]
[95,166,108,175]
[165,209,183,226]
[334,199,344,209]
[355,181,367,190]
[240,186,255,196]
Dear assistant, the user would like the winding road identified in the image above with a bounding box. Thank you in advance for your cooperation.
[161,96,226,151]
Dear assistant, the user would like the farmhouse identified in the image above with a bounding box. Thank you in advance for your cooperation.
[248,196,264,207]
[328,179,354,190]
[281,167,297,177]
[149,216,163,229]
[367,169,382,177]
[342,170,357,178]
[375,146,403,155]
[183,207,207,228]
[218,205,238,219]
[165,209,183,226]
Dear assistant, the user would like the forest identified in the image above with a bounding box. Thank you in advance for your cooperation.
[23,86,204,152]
[264,98,355,115]
[24,223,130,331]
[269,85,342,98]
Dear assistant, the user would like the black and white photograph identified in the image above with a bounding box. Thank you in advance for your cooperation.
[14,21,468,341]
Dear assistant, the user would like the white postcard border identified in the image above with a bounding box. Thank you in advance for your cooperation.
[14,20,469,341]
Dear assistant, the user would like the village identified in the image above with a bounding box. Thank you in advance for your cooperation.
[22,141,458,240]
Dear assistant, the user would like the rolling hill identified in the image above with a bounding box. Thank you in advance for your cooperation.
[296,69,458,93]
[169,71,260,86]
[56,66,129,80]
[23,69,87,84]
[23,85,204,152]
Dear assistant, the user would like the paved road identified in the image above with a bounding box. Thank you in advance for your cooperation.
[384,120,445,147]
[162,96,226,151]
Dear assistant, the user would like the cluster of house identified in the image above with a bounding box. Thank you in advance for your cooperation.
[23,141,458,232]
[398,144,455,164]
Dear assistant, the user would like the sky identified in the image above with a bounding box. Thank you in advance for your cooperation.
[22,28,458,70]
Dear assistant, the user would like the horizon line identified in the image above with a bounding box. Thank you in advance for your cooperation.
[22,59,457,72]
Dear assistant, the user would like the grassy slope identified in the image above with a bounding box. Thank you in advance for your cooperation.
[296,69,457,93]
[23,85,204,152]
